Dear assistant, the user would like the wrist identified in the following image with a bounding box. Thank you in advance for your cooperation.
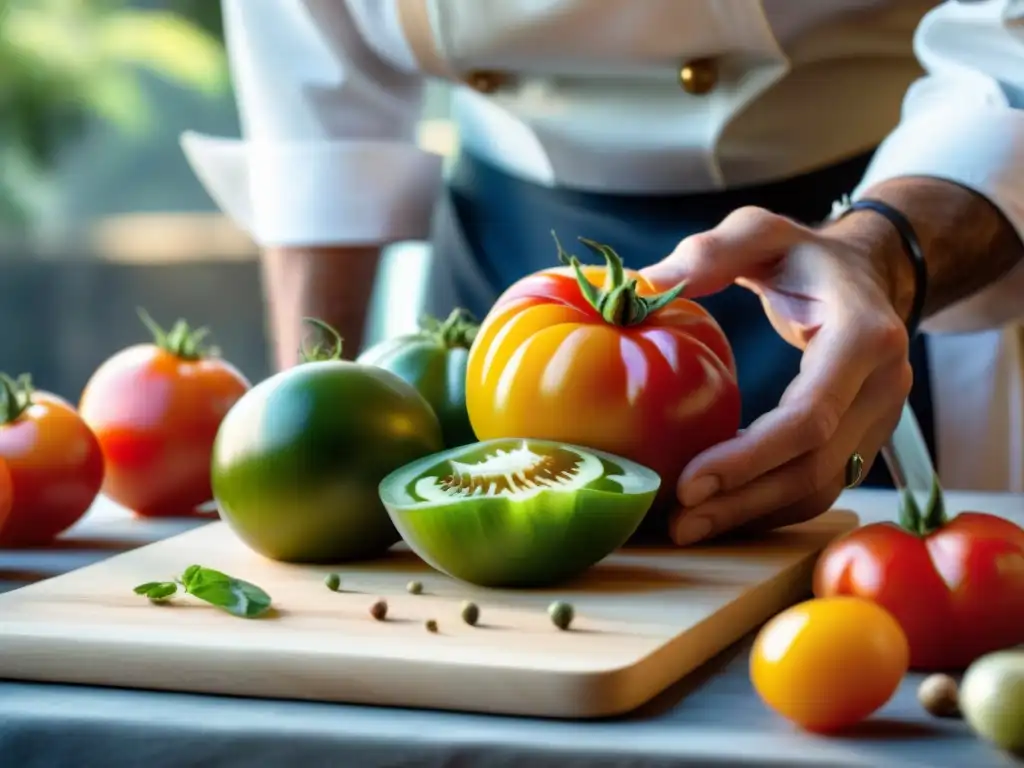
[820,208,918,326]
[261,246,380,368]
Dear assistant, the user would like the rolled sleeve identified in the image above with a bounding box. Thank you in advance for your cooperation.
[182,0,443,247]
[853,0,1024,333]
[182,134,442,246]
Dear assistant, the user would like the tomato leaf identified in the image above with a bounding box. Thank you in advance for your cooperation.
[178,564,273,619]
[133,581,178,601]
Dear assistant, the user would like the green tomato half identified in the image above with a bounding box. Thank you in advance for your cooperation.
[211,360,444,563]
[379,438,660,588]
[356,309,478,449]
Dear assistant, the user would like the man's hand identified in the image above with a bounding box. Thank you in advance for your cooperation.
[641,206,914,546]
[260,246,381,370]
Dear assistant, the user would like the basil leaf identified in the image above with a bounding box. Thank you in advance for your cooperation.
[180,564,203,589]
[180,566,272,619]
[133,581,178,601]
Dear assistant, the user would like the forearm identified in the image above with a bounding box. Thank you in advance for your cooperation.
[824,177,1024,328]
[260,246,381,370]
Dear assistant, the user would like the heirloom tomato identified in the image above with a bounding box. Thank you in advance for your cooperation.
[79,310,251,518]
[750,596,909,733]
[960,650,1024,755]
[0,458,12,531]
[813,485,1024,671]
[466,235,740,512]
[379,437,660,587]
[0,374,104,547]
[357,308,479,449]
[211,319,444,563]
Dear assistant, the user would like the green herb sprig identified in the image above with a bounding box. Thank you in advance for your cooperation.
[133,565,273,619]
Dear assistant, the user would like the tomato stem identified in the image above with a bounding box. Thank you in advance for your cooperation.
[553,232,688,326]
[418,308,480,349]
[897,475,948,536]
[0,372,34,425]
[137,308,216,361]
[299,317,345,363]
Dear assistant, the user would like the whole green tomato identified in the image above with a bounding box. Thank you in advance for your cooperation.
[357,308,478,449]
[960,649,1024,756]
[211,320,444,563]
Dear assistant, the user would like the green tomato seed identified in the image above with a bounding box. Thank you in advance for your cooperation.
[324,573,341,592]
[461,601,480,626]
[548,601,574,630]
[407,580,424,595]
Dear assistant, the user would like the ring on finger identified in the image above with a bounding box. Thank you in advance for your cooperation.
[844,452,865,489]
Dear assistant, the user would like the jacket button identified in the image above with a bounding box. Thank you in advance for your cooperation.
[679,58,718,95]
[464,70,508,94]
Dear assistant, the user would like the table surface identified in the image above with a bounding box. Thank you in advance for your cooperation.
[2,489,1022,768]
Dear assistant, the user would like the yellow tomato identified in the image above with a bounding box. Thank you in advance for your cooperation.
[750,596,909,733]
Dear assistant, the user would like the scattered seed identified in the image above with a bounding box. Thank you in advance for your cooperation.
[548,601,574,630]
[461,601,480,626]
[369,598,388,621]
[407,580,424,595]
[918,673,960,718]
[324,573,341,592]
[425,619,439,633]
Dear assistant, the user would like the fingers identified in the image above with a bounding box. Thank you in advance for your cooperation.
[668,360,911,547]
[676,313,907,508]
[640,207,806,297]
[668,384,874,546]
[712,406,899,540]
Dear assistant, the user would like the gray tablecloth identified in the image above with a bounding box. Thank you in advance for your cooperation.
[2,492,1022,768]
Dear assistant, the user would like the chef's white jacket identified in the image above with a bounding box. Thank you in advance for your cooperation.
[182,0,1024,493]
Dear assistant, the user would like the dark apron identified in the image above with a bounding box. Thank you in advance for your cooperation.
[426,151,936,489]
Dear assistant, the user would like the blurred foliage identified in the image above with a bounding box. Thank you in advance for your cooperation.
[0,0,227,232]
[168,0,223,38]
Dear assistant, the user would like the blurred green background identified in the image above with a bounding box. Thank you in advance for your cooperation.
[1,0,229,235]
[0,0,451,399]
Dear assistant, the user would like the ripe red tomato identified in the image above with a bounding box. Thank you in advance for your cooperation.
[0,374,105,547]
[813,497,1024,671]
[0,458,12,532]
[79,311,251,518]
[466,236,740,510]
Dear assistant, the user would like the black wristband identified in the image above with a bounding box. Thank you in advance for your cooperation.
[832,197,928,338]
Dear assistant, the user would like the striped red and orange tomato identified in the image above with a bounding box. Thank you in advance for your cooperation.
[465,236,741,511]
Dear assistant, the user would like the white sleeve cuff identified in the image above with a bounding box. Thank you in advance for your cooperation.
[853,105,1024,333]
[180,132,444,247]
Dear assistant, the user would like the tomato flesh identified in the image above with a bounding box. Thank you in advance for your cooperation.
[750,596,909,733]
[813,513,1024,671]
[212,360,444,563]
[380,437,660,587]
[0,393,104,547]
[467,264,740,514]
[79,344,250,517]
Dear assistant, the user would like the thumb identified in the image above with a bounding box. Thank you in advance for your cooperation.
[640,207,804,297]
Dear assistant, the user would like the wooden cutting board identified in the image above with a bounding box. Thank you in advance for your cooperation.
[0,510,857,719]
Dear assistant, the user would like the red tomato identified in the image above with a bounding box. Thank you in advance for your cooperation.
[79,311,251,518]
[813,501,1024,671]
[0,375,104,547]
[0,458,12,532]
[466,236,740,510]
